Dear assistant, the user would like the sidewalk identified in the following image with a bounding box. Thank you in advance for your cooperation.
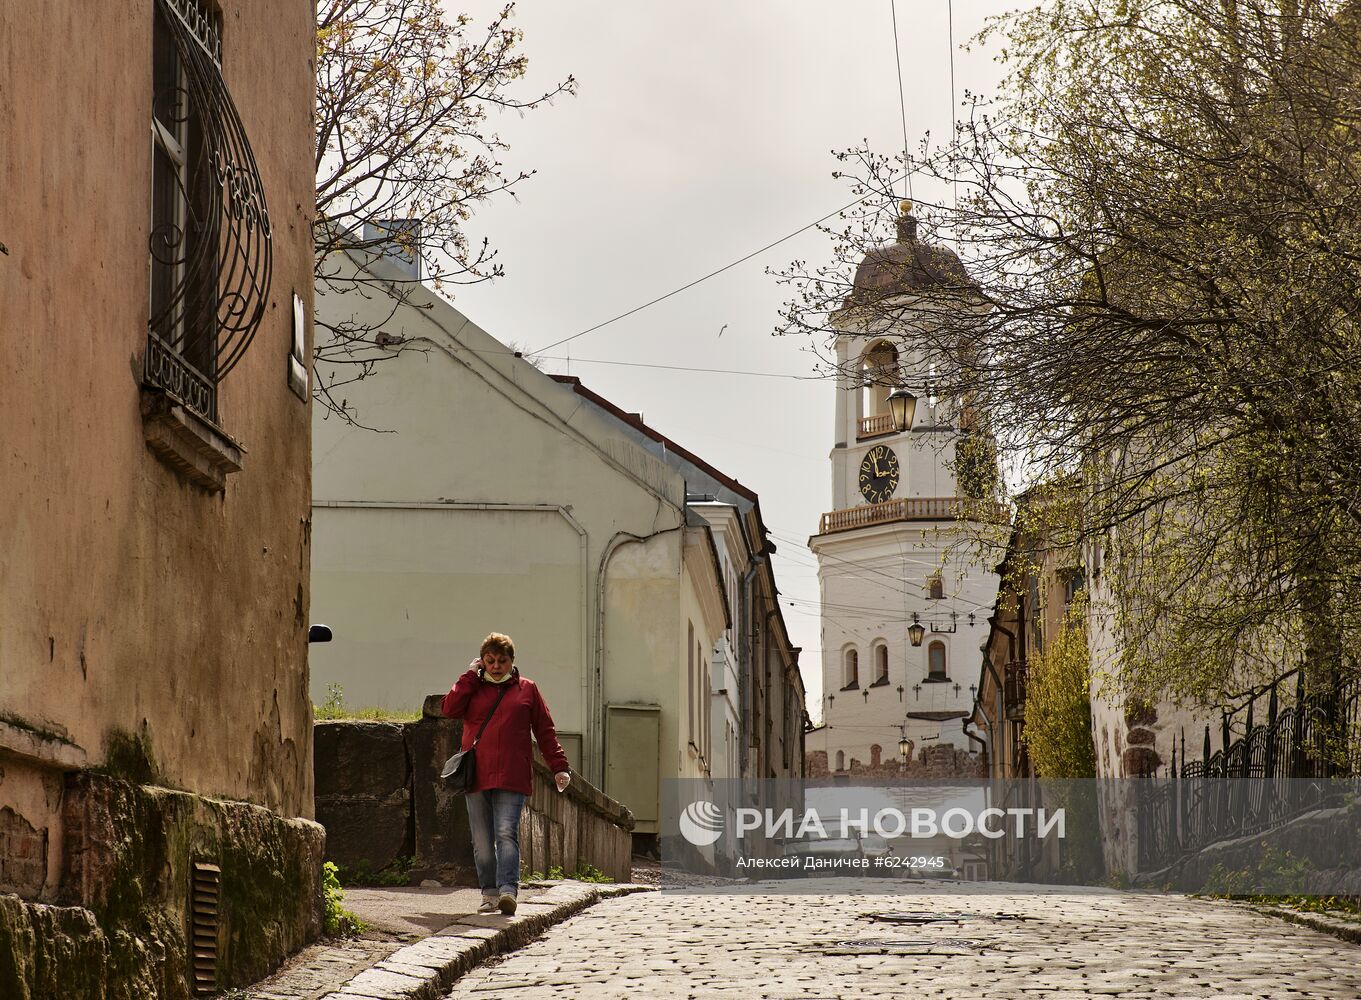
[237,879,654,1000]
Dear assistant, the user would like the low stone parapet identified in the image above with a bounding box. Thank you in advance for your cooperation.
[313,700,633,886]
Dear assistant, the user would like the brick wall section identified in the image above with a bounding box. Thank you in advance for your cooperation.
[0,807,47,899]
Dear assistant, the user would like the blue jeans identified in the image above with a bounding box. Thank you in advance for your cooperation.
[465,789,526,897]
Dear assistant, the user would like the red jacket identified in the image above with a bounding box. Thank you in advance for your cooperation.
[439,665,570,795]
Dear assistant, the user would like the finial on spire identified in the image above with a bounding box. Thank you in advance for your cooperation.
[896,200,919,243]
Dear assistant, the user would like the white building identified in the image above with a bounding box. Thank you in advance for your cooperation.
[542,377,806,865]
[805,211,1006,778]
[310,247,731,846]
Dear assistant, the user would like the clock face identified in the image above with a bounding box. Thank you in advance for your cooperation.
[858,445,900,504]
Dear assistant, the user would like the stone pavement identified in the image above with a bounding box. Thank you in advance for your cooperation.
[237,881,653,1000]
[442,879,1361,999]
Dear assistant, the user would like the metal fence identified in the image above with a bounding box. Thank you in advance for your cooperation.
[1136,671,1361,871]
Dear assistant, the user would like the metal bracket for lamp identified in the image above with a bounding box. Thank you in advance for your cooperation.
[931,613,959,635]
[909,611,958,645]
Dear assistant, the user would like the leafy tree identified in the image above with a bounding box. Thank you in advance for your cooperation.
[1022,593,1096,780]
[314,0,574,420]
[777,0,1361,708]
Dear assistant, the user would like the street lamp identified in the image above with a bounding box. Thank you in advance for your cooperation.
[898,733,912,760]
[908,613,925,647]
[887,387,917,433]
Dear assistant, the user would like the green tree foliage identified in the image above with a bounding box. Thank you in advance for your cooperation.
[779,0,1361,709]
[1021,594,1096,779]
[313,0,574,420]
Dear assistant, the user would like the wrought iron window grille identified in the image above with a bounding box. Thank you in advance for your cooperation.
[146,0,271,423]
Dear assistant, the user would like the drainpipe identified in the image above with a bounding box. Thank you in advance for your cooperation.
[737,561,759,802]
[763,608,781,776]
[987,619,1017,777]
[595,525,683,786]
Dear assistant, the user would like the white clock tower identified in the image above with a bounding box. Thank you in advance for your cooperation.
[806,206,1005,778]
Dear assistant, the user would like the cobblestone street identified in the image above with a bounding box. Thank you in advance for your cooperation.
[444,880,1361,999]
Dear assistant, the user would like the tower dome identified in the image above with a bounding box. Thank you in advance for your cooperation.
[844,202,976,309]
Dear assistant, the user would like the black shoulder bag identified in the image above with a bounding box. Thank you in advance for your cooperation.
[440,681,510,795]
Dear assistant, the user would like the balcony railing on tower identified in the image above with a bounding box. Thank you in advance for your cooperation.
[818,496,1009,534]
[857,413,897,439]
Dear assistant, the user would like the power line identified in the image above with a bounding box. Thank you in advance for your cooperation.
[526,191,879,357]
[947,0,959,210]
[528,111,1000,360]
[535,355,813,381]
[463,345,817,382]
[888,0,913,202]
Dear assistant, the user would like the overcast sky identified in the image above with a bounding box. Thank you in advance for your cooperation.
[450,0,1015,720]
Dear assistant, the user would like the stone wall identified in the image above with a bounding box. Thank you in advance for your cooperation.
[315,699,633,885]
[804,744,986,780]
[0,772,324,999]
[1134,796,1361,896]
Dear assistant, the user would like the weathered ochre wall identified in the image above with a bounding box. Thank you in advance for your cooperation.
[0,1,316,820]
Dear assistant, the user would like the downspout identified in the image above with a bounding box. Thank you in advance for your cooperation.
[988,619,1016,777]
[737,561,759,801]
[763,608,781,775]
[595,525,683,786]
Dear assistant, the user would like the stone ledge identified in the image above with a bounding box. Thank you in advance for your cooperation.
[0,718,86,770]
[317,882,655,1000]
[1251,904,1361,946]
[140,388,245,492]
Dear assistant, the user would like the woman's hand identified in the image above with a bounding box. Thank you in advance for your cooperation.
[554,771,571,793]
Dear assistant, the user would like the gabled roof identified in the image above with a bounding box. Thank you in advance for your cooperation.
[549,375,758,504]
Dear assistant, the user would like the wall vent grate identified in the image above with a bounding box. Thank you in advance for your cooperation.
[190,861,221,995]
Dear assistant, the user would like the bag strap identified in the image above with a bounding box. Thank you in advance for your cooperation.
[472,680,512,747]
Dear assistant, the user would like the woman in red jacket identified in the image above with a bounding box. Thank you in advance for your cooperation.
[440,632,571,915]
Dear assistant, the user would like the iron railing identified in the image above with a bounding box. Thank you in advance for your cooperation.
[1136,671,1361,871]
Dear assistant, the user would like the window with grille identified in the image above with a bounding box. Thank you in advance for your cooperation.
[146,0,271,423]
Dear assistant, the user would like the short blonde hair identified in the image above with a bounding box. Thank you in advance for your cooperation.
[479,632,515,660]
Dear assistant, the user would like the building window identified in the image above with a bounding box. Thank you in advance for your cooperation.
[927,573,945,600]
[872,643,889,686]
[835,750,846,772]
[928,641,948,681]
[842,648,859,690]
[1063,570,1085,610]
[146,0,271,423]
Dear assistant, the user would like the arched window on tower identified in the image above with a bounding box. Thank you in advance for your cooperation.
[927,573,945,600]
[859,341,899,437]
[873,643,889,686]
[842,648,859,690]
[928,641,949,681]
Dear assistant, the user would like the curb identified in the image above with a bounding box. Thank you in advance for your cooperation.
[1251,904,1361,946]
[319,882,654,1000]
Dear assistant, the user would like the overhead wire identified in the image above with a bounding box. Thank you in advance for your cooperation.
[947,0,959,210]
[525,188,890,357]
[889,0,914,202]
